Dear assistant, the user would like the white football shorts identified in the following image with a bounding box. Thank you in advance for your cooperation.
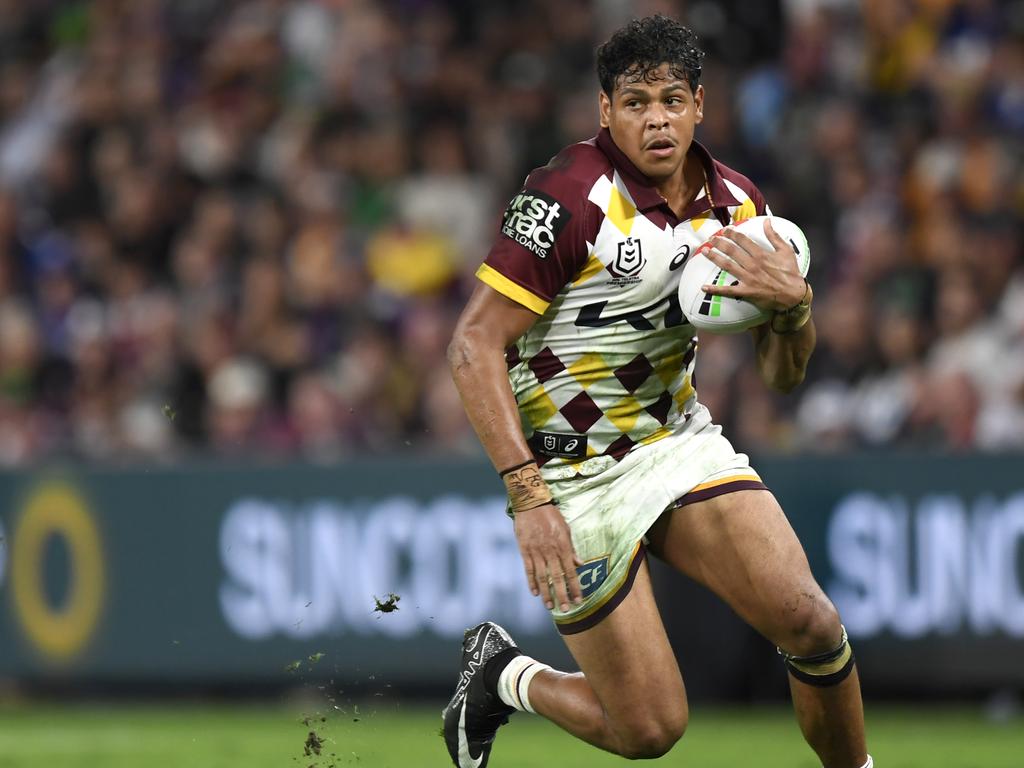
[543,412,767,634]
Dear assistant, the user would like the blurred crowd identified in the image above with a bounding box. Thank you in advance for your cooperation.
[0,0,1020,465]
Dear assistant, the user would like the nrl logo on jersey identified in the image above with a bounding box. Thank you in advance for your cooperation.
[501,189,571,259]
[606,237,646,286]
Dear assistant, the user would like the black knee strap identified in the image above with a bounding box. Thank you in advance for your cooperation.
[778,625,855,687]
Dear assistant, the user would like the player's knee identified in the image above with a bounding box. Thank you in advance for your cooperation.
[780,590,842,657]
[616,712,687,759]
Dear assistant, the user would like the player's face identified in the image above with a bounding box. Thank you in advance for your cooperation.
[599,64,704,182]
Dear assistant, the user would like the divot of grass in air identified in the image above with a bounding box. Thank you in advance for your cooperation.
[373,593,401,613]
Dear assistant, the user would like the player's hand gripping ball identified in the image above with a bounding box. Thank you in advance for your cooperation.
[678,215,811,334]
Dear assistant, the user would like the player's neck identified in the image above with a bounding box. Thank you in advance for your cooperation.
[654,148,705,218]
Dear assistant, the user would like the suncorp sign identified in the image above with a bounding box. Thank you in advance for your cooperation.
[828,492,1024,638]
[219,495,549,640]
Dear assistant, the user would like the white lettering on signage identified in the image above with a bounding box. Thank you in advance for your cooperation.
[828,492,1024,638]
[219,495,549,640]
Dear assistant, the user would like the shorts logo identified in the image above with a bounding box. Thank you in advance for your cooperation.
[501,189,570,259]
[576,557,609,598]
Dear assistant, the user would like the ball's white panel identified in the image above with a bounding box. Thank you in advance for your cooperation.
[678,216,810,334]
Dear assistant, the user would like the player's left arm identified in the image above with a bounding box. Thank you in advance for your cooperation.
[748,310,815,393]
[702,218,816,393]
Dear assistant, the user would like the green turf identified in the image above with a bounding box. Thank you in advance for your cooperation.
[0,700,1021,767]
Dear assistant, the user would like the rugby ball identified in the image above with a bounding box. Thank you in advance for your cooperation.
[678,215,810,334]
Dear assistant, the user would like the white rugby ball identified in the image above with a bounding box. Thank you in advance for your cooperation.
[678,215,810,334]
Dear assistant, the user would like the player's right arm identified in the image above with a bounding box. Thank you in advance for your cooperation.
[447,285,583,613]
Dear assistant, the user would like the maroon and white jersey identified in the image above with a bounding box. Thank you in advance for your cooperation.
[478,128,768,479]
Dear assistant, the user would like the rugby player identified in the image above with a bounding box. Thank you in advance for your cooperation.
[443,15,871,768]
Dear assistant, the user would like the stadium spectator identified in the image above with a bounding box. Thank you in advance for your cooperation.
[0,0,1019,465]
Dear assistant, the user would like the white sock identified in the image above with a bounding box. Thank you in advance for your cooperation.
[496,655,551,714]
[860,757,873,768]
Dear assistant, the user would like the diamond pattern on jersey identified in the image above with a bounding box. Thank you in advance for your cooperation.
[654,346,689,388]
[528,347,566,383]
[673,380,696,412]
[520,383,560,430]
[606,395,645,434]
[645,391,674,425]
[606,434,637,460]
[673,344,699,410]
[613,354,654,393]
[561,391,604,433]
[567,352,608,389]
[511,342,692,467]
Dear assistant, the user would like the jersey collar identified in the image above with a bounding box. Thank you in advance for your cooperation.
[595,127,740,214]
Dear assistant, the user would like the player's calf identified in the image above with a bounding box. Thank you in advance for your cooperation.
[522,667,687,759]
[497,652,687,757]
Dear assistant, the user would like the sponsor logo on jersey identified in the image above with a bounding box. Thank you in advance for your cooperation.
[576,556,610,598]
[669,243,690,271]
[607,237,646,286]
[530,431,588,459]
[501,189,570,258]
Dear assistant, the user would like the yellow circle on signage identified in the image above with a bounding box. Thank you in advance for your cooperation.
[11,483,105,661]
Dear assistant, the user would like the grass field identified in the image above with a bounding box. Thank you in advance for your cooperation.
[0,700,1021,767]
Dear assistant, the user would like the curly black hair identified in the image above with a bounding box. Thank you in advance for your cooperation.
[596,15,705,96]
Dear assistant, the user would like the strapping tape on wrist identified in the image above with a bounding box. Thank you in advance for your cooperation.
[500,461,553,515]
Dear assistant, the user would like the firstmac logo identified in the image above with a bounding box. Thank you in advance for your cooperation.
[501,189,570,259]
